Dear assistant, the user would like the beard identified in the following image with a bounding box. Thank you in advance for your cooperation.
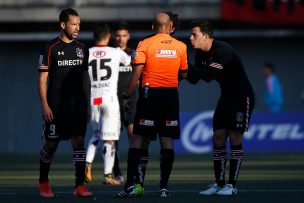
[64,29,75,40]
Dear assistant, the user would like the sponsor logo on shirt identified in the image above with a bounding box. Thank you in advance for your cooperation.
[166,120,179,126]
[139,119,155,126]
[161,40,172,44]
[57,59,83,66]
[119,64,132,72]
[209,62,223,69]
[155,49,177,58]
[93,50,106,58]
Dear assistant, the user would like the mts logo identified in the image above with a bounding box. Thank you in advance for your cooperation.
[156,49,176,55]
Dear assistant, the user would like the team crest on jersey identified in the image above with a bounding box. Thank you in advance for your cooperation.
[236,112,244,122]
[76,48,84,58]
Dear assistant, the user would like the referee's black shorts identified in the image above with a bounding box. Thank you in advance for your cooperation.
[133,87,180,141]
[213,95,255,133]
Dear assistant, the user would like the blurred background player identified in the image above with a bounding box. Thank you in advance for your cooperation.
[187,20,255,196]
[111,21,138,184]
[37,8,92,198]
[116,12,188,198]
[262,62,284,112]
[85,23,131,186]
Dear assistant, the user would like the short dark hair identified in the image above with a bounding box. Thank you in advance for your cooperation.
[191,20,214,38]
[163,11,180,31]
[59,8,78,23]
[115,21,130,31]
[94,23,110,42]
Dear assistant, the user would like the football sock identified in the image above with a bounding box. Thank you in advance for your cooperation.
[159,149,174,189]
[86,135,100,164]
[136,149,149,187]
[113,141,122,177]
[103,142,115,175]
[39,145,54,183]
[125,148,141,188]
[213,146,227,187]
[228,145,243,187]
[73,147,86,187]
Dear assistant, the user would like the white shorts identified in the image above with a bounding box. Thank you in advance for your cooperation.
[90,94,121,140]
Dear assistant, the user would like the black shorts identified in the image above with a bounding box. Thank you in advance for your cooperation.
[133,88,180,141]
[43,106,87,141]
[119,89,138,129]
[213,95,255,133]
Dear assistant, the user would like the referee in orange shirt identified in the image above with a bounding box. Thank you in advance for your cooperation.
[116,12,187,198]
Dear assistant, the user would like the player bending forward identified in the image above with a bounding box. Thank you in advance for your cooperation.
[85,23,131,185]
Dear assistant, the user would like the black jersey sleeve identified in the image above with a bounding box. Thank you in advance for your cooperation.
[186,63,200,84]
[37,44,49,72]
[214,43,234,67]
[37,38,61,72]
[193,51,213,83]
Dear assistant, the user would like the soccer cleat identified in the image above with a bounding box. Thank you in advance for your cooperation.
[39,181,54,198]
[134,184,144,196]
[159,188,171,198]
[199,183,222,195]
[115,184,144,198]
[85,165,92,183]
[216,184,237,196]
[115,185,136,198]
[115,175,125,184]
[103,175,122,186]
[74,185,93,197]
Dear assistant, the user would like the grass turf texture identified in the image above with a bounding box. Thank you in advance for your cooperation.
[0,153,303,203]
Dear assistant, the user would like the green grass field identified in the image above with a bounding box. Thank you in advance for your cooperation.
[0,153,304,203]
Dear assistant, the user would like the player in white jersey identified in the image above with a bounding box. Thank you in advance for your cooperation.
[85,23,131,185]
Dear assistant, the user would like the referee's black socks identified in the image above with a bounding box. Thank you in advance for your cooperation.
[137,149,149,187]
[125,148,141,188]
[159,149,174,189]
[213,146,227,187]
[228,145,243,188]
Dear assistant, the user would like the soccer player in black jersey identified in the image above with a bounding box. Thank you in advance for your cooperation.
[37,8,92,198]
[112,21,138,184]
[187,21,255,196]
